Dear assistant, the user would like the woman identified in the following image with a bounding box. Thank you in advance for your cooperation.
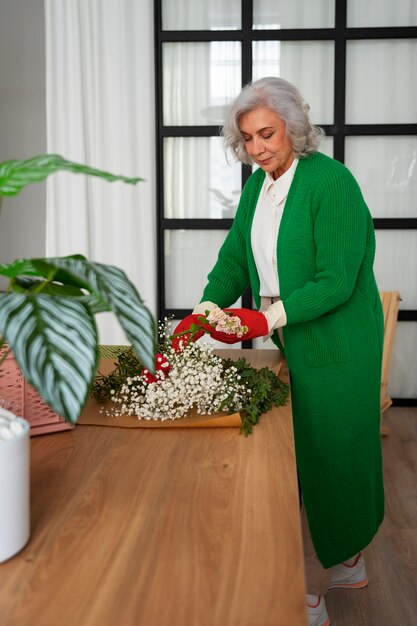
[175,77,384,626]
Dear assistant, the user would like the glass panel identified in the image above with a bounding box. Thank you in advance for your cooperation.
[346,40,417,124]
[252,41,334,124]
[163,42,241,126]
[348,0,417,27]
[345,137,417,218]
[165,230,229,308]
[374,230,417,309]
[388,322,417,398]
[253,0,335,29]
[319,136,333,158]
[164,137,241,218]
[162,0,241,30]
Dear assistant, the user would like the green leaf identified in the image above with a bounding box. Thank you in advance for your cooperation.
[41,256,157,371]
[0,154,145,196]
[0,254,149,353]
[0,293,98,423]
[10,276,86,297]
[0,258,54,279]
[222,357,289,436]
[0,255,99,291]
[78,294,111,315]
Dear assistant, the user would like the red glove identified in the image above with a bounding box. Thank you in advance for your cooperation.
[171,315,206,351]
[171,309,268,350]
[212,308,269,342]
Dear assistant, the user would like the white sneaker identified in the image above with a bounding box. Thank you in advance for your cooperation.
[306,594,330,626]
[328,552,369,589]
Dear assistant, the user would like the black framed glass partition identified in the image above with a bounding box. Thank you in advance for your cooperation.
[154,0,417,402]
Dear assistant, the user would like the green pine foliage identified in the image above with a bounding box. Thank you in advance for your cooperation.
[92,346,289,436]
[222,357,289,436]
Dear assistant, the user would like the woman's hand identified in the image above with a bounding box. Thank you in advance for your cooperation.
[171,308,269,351]
[263,299,287,331]
[192,301,217,315]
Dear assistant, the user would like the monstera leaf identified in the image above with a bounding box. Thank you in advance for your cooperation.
[0,256,156,423]
[0,154,144,196]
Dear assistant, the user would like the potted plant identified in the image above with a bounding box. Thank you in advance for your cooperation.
[0,154,157,562]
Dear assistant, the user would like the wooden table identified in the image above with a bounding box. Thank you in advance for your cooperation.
[0,350,307,626]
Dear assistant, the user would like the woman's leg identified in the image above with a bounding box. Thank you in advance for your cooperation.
[301,506,332,595]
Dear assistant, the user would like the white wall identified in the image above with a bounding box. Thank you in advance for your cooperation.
[0,0,46,276]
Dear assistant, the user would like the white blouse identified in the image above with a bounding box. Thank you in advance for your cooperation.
[194,159,299,332]
[250,158,299,297]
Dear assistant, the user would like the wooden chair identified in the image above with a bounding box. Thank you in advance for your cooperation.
[379,291,401,435]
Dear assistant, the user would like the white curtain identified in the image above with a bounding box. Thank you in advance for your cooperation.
[162,40,211,221]
[45,0,156,344]
[252,0,334,29]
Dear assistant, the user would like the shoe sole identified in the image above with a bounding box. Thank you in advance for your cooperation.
[328,577,369,590]
[307,603,331,625]
[309,616,330,626]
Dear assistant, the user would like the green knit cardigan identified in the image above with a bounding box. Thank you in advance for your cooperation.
[202,152,385,568]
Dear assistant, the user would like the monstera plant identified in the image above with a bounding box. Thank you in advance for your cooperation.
[0,154,156,424]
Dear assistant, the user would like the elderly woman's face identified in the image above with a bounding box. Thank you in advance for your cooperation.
[239,106,294,179]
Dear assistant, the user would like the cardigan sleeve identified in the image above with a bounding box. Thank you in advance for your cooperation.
[283,165,369,325]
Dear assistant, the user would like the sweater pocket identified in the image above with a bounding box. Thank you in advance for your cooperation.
[302,313,351,368]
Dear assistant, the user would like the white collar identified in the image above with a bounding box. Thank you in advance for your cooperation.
[263,157,299,204]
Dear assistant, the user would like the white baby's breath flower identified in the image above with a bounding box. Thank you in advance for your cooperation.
[108,339,248,422]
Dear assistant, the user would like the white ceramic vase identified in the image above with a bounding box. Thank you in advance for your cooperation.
[0,407,30,563]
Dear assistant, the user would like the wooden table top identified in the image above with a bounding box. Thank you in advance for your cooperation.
[0,350,307,626]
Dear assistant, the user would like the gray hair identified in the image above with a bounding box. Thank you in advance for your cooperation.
[222,77,325,163]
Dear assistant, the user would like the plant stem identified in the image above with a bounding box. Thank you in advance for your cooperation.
[30,269,58,294]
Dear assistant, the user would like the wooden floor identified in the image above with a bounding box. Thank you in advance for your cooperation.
[326,407,417,626]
